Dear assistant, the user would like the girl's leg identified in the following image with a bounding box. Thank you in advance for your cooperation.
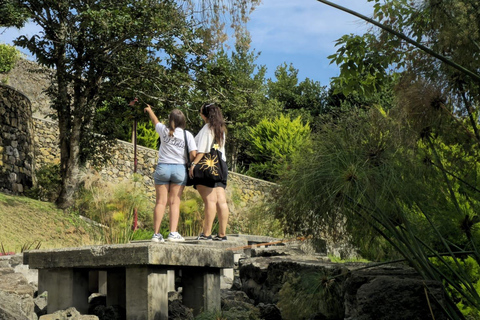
[154,184,169,234]
[197,185,217,236]
[168,184,185,232]
[215,187,229,237]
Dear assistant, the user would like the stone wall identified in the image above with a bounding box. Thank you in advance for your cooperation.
[0,84,35,194]
[33,117,277,214]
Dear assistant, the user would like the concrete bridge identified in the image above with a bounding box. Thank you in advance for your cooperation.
[23,235,277,320]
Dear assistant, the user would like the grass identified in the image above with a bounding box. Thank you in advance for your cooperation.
[0,192,102,253]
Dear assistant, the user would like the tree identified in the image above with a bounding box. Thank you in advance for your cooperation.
[267,63,328,126]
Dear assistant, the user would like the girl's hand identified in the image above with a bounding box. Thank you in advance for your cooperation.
[144,104,152,113]
[189,165,195,178]
[128,98,138,106]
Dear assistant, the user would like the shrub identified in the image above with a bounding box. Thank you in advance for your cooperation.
[247,115,311,181]
[25,164,62,202]
[136,122,158,149]
[0,44,20,73]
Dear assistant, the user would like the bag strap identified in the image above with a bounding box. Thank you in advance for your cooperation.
[183,129,191,165]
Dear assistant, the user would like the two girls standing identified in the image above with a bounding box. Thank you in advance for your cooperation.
[144,103,229,242]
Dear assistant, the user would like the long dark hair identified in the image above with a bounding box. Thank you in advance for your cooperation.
[200,103,226,146]
[168,109,186,137]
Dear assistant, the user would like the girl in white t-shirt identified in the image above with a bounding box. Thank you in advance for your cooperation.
[188,103,229,241]
[144,104,197,243]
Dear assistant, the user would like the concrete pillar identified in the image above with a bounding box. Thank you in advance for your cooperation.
[182,267,221,315]
[41,268,89,314]
[125,266,169,320]
[221,268,234,280]
[106,268,126,309]
[233,253,242,263]
[168,269,175,292]
[89,270,99,293]
[38,269,48,294]
[99,270,107,294]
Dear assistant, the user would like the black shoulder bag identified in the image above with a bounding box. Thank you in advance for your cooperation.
[183,130,194,186]
[193,140,228,183]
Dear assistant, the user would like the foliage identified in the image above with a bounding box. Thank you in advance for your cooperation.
[247,115,311,181]
[131,228,155,241]
[276,103,480,318]
[277,271,344,320]
[327,255,370,263]
[178,188,206,237]
[327,33,398,98]
[0,0,30,28]
[19,240,42,252]
[194,309,260,320]
[267,63,328,118]
[0,243,15,256]
[136,122,158,150]
[75,173,152,244]
[228,200,284,238]
[432,256,480,319]
[24,163,62,202]
[0,43,20,73]
[226,185,283,237]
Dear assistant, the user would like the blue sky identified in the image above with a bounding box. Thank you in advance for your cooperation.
[247,0,373,85]
[0,0,373,87]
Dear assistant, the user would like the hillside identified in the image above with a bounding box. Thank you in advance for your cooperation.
[0,192,101,253]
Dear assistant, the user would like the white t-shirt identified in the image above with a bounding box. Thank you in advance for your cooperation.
[195,123,226,162]
[155,123,197,164]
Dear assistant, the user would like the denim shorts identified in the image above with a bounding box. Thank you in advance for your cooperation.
[153,163,187,186]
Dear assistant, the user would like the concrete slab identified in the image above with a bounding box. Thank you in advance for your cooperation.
[24,242,234,269]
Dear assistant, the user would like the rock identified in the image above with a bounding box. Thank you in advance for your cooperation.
[87,294,106,315]
[89,305,124,320]
[239,255,338,305]
[258,303,282,320]
[221,289,254,304]
[34,292,48,317]
[0,290,37,320]
[221,274,233,289]
[168,300,194,320]
[0,271,36,296]
[0,266,15,276]
[344,266,448,320]
[39,307,98,320]
[231,277,242,291]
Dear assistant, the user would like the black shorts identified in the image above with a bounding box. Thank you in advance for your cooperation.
[193,170,228,189]
[194,179,227,189]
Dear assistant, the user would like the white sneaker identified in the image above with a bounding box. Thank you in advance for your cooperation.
[151,233,164,243]
[167,232,185,242]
